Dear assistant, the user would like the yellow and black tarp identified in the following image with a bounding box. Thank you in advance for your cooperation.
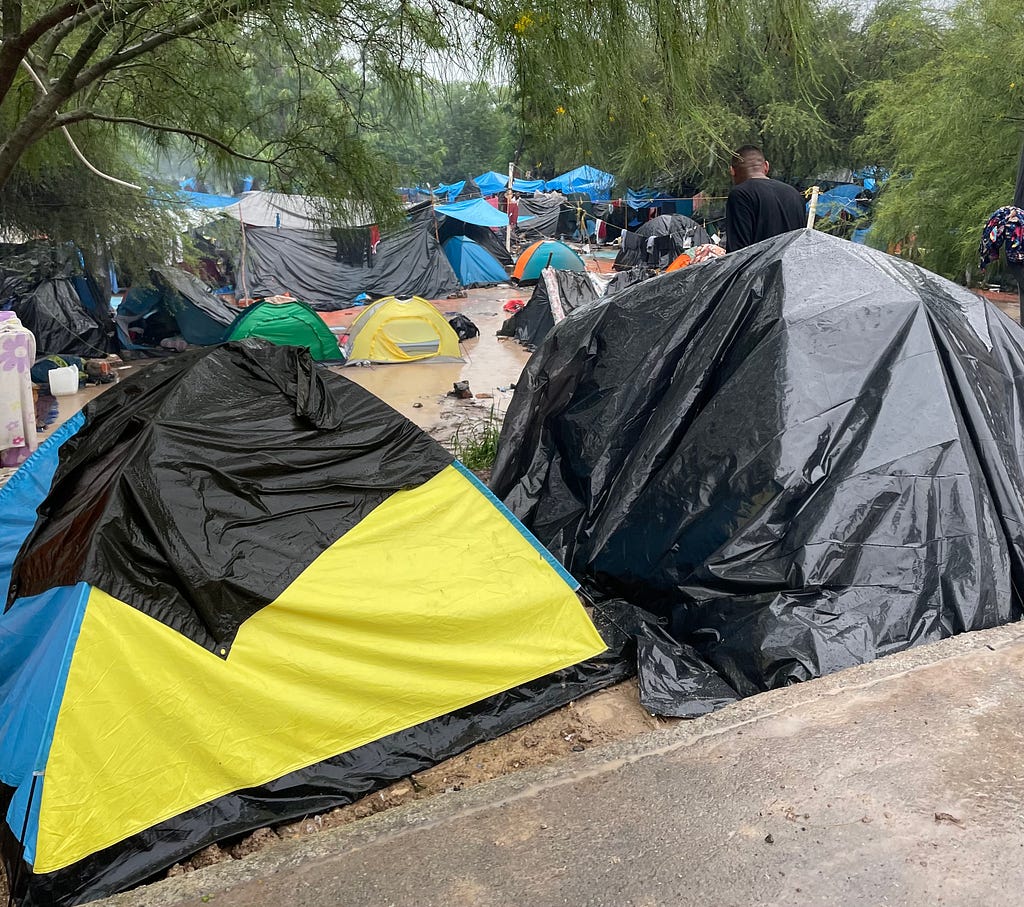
[0,342,613,906]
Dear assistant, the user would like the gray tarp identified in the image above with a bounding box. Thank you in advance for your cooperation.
[239,203,459,310]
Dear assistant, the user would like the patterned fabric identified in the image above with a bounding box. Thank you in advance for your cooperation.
[0,311,37,465]
[979,206,1024,268]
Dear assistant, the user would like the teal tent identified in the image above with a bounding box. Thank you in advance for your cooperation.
[443,237,508,287]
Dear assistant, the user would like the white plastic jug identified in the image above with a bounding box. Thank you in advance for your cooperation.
[48,364,79,396]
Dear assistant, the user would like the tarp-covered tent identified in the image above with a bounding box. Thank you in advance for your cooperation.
[499,269,603,348]
[344,295,463,363]
[614,214,712,270]
[0,242,110,357]
[227,299,342,360]
[0,341,612,906]
[492,230,1024,718]
[511,241,586,285]
[810,183,870,222]
[434,198,513,267]
[116,267,238,349]
[516,196,565,241]
[237,201,460,310]
[443,237,508,287]
[183,191,460,310]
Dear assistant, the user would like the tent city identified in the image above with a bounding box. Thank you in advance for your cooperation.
[2,1,1024,904]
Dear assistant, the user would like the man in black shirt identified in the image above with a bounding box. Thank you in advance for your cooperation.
[725,145,806,252]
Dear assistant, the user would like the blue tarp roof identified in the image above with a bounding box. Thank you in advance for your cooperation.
[473,171,509,196]
[512,178,546,193]
[545,166,615,201]
[435,181,467,203]
[435,197,509,228]
[443,236,508,286]
[177,191,239,209]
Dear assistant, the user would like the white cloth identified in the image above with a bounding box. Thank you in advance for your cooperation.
[0,312,37,460]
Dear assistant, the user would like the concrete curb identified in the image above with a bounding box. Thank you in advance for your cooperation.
[99,621,1024,906]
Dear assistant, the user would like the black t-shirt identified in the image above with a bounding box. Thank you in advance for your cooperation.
[725,178,806,252]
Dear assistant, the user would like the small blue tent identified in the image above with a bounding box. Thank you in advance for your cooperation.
[443,237,508,287]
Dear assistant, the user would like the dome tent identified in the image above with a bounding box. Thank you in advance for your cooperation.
[343,296,462,364]
[442,236,508,287]
[227,297,343,361]
[493,230,1024,718]
[511,240,586,285]
[0,341,607,905]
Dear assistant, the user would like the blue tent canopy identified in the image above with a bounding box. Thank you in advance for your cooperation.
[473,171,509,196]
[443,236,508,287]
[435,197,509,228]
[545,166,615,201]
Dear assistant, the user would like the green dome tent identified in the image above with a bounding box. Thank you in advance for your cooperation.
[227,298,342,361]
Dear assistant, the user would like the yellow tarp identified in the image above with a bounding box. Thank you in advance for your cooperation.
[35,465,604,872]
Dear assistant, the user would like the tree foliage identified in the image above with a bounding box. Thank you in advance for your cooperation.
[0,0,819,248]
[859,0,1024,277]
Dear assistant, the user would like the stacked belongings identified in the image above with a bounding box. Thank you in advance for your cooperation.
[0,341,628,906]
[492,230,1024,718]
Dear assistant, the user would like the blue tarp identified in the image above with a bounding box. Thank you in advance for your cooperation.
[512,178,546,193]
[810,184,868,222]
[177,191,239,209]
[435,181,467,203]
[474,171,509,196]
[545,166,615,201]
[443,236,508,286]
[435,197,510,228]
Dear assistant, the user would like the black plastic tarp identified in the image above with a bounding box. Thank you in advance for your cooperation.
[0,242,109,357]
[498,269,604,348]
[492,229,1024,716]
[614,214,711,270]
[498,267,657,350]
[516,196,564,240]
[437,216,512,266]
[240,202,460,310]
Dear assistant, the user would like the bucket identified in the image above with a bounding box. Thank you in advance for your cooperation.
[48,364,79,396]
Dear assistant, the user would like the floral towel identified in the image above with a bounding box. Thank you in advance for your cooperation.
[0,311,37,465]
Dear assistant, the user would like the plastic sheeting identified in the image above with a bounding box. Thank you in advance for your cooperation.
[545,166,615,201]
[498,269,614,349]
[240,203,460,309]
[614,214,711,270]
[435,197,510,228]
[517,196,563,240]
[492,230,1024,717]
[473,171,509,196]
[0,243,109,358]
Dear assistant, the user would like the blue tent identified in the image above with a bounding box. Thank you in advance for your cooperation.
[545,166,615,201]
[435,197,510,228]
[443,236,508,287]
[473,171,509,196]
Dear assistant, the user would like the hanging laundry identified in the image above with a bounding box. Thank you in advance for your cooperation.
[979,206,1024,268]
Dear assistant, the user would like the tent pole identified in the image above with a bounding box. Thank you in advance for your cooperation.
[806,186,820,229]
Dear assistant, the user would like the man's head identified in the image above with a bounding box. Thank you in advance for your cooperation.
[729,145,770,185]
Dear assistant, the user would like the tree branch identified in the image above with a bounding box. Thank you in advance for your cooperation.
[0,2,87,102]
[72,0,265,92]
[55,110,291,165]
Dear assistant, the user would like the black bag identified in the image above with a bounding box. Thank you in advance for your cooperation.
[448,313,479,340]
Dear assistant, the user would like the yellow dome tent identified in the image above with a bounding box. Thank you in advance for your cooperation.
[344,296,462,364]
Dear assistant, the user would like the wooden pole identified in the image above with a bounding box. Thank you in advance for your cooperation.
[506,161,514,253]
[806,186,820,228]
